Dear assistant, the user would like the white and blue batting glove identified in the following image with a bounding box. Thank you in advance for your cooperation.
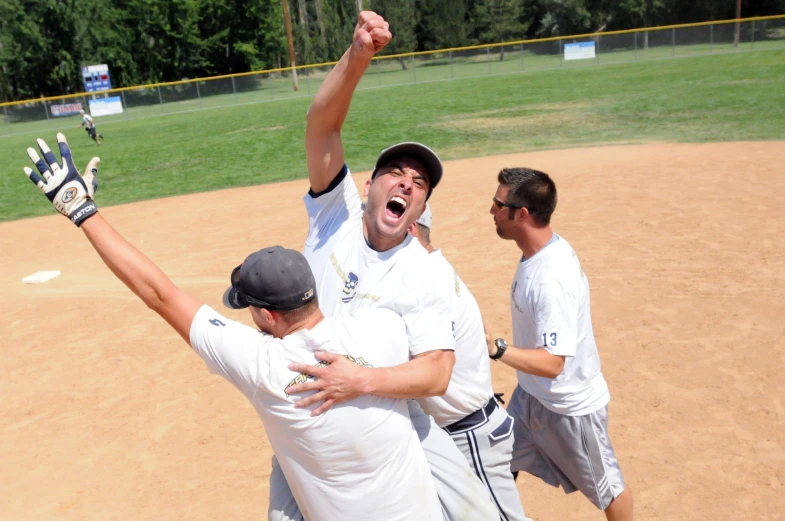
[24,133,100,227]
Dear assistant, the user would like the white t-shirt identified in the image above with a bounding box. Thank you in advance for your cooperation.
[82,114,94,128]
[190,305,443,521]
[302,166,456,358]
[510,235,610,416]
[425,250,494,426]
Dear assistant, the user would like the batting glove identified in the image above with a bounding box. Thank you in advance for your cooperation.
[24,133,100,227]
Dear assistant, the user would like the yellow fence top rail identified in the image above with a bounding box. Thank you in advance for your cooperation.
[2,14,783,108]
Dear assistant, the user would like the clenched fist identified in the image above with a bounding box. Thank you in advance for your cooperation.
[353,11,392,59]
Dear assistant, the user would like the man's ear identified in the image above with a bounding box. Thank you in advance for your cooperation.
[264,308,278,325]
[363,178,372,197]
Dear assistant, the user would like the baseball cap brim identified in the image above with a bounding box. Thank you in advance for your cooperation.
[416,203,432,229]
[374,142,443,192]
[223,264,250,309]
[222,285,249,310]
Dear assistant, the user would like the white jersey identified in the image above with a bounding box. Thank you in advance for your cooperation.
[302,166,456,358]
[82,114,94,128]
[510,235,610,416]
[190,305,443,521]
[425,250,494,426]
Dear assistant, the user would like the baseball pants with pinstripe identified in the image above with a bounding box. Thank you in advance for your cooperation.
[446,399,531,521]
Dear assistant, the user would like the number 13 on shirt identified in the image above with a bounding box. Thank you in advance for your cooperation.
[542,332,557,347]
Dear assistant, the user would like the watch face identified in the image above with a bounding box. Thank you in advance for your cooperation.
[495,339,506,349]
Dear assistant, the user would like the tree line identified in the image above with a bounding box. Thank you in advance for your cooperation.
[1,0,783,102]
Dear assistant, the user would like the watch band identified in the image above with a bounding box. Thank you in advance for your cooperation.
[491,338,508,360]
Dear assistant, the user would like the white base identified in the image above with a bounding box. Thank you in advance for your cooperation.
[22,270,62,284]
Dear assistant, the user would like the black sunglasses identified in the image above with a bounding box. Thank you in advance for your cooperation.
[492,197,523,210]
[231,265,271,308]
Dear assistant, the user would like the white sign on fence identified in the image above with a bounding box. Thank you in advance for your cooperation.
[88,96,123,117]
[564,41,596,61]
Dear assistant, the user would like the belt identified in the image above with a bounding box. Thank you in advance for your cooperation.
[444,398,498,434]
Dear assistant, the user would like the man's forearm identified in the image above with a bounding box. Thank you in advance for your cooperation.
[306,46,371,134]
[496,346,565,379]
[364,351,455,399]
[81,215,199,341]
[82,215,175,308]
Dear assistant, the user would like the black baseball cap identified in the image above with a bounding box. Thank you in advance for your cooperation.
[373,142,443,196]
[223,246,316,310]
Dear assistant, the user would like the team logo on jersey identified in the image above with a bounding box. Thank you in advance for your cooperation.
[61,187,77,203]
[511,280,523,313]
[342,272,359,303]
[285,355,372,397]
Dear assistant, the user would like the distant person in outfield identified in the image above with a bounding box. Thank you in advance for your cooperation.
[78,109,103,145]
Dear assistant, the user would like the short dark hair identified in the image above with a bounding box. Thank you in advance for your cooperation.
[273,297,320,323]
[497,167,557,226]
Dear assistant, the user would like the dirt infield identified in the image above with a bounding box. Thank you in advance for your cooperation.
[2,142,784,521]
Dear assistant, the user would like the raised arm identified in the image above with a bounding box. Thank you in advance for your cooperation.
[305,11,390,193]
[81,215,202,343]
[23,134,202,343]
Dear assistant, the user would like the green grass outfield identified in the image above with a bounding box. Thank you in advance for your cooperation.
[4,33,784,136]
[2,49,785,222]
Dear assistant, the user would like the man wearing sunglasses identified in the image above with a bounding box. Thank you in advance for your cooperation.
[488,167,634,521]
[20,133,445,521]
[268,9,497,521]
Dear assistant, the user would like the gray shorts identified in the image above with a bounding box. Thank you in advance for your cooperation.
[507,386,625,510]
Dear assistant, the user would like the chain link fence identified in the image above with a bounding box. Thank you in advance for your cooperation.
[3,17,784,137]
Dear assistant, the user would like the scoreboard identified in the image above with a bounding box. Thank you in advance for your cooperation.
[82,64,112,92]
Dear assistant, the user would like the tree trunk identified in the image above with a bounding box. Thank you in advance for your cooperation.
[297,0,306,26]
[282,0,299,91]
[733,0,742,47]
[315,0,326,39]
[397,57,408,70]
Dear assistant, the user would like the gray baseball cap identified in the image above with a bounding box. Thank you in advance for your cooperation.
[373,142,443,195]
[223,246,316,310]
[416,203,432,229]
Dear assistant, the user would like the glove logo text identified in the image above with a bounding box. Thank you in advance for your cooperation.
[70,203,96,223]
[62,187,77,203]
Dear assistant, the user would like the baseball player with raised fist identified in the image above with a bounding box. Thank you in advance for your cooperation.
[20,134,446,521]
[267,10,498,521]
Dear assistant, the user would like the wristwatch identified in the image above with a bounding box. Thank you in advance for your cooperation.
[490,338,508,360]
